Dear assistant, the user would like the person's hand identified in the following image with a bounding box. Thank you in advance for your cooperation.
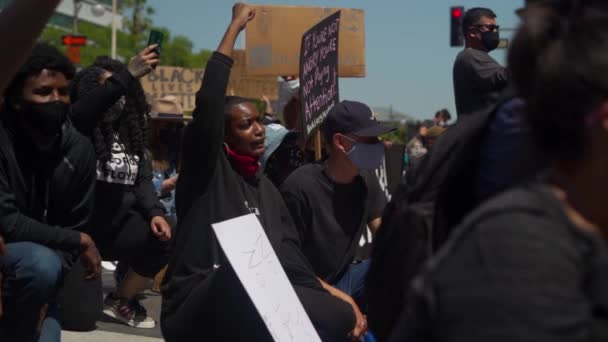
[232,3,256,31]
[261,95,273,115]
[151,216,171,241]
[128,45,160,79]
[79,233,102,280]
[318,278,368,340]
[346,297,368,340]
[161,174,178,194]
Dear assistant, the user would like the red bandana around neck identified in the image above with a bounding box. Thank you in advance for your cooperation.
[224,144,260,179]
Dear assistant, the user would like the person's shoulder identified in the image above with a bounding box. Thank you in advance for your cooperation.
[62,124,95,162]
[453,183,572,249]
[457,48,495,64]
[281,163,324,192]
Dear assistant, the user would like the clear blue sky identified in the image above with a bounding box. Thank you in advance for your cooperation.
[146,0,524,120]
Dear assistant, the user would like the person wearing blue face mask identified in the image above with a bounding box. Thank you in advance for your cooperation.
[281,100,393,338]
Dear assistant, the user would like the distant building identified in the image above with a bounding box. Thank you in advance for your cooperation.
[0,0,123,31]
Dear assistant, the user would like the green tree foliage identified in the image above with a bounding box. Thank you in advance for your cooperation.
[120,0,155,49]
[381,123,409,145]
[40,10,212,68]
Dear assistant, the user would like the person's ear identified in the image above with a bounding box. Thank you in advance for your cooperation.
[333,133,348,154]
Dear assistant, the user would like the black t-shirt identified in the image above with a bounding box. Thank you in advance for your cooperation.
[281,164,386,283]
[406,183,608,342]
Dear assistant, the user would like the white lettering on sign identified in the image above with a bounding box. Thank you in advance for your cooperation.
[212,214,321,342]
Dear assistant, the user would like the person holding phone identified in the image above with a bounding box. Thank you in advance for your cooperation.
[65,46,171,329]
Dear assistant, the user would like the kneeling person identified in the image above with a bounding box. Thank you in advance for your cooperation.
[0,43,101,342]
[281,101,391,316]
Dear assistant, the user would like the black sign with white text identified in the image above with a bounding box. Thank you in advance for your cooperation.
[299,11,341,138]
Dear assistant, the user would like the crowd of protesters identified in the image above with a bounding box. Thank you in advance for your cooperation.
[1,0,608,342]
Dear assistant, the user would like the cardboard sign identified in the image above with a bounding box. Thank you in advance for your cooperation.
[246,5,365,77]
[228,50,279,100]
[299,11,340,138]
[141,52,278,112]
[212,214,321,342]
[141,66,204,112]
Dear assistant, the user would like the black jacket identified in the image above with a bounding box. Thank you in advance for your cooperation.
[408,183,608,342]
[162,52,324,341]
[70,68,164,226]
[0,114,96,269]
[453,48,509,117]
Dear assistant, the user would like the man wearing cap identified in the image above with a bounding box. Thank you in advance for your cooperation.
[281,100,391,320]
[454,7,509,117]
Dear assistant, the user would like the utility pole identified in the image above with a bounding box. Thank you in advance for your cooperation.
[73,0,83,34]
[112,0,117,58]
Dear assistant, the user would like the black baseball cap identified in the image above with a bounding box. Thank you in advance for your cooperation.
[322,100,395,140]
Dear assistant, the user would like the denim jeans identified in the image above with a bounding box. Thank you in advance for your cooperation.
[334,259,371,305]
[334,260,377,342]
[0,242,63,342]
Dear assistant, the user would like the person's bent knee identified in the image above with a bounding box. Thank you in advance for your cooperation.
[13,242,63,299]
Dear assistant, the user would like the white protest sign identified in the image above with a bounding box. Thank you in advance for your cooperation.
[212,214,321,342]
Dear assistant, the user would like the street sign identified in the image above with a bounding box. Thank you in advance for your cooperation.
[62,35,87,47]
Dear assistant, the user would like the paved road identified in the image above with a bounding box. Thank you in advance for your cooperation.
[62,269,164,342]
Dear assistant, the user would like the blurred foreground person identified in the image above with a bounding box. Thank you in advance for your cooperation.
[407,2,608,341]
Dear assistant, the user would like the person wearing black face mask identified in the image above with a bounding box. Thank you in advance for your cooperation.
[453,7,509,117]
[0,42,101,342]
[65,48,171,330]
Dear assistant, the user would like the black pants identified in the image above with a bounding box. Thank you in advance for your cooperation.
[162,266,355,342]
[91,210,169,278]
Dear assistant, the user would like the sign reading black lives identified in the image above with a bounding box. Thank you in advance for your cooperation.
[299,11,341,138]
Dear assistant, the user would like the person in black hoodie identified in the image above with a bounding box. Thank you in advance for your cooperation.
[161,4,358,341]
[67,48,171,329]
[404,2,608,341]
[0,42,101,342]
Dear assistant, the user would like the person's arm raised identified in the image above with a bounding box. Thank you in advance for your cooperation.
[70,46,159,136]
[0,0,62,94]
[178,4,255,210]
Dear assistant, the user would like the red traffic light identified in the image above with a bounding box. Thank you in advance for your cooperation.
[452,8,463,18]
[62,35,87,46]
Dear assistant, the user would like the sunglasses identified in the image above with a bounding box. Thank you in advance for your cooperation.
[473,24,500,31]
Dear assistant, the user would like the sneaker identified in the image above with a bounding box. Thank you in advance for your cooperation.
[101,261,117,271]
[103,293,156,329]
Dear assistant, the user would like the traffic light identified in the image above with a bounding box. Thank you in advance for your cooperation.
[450,6,464,47]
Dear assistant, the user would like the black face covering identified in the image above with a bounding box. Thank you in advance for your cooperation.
[20,100,68,137]
[481,30,500,51]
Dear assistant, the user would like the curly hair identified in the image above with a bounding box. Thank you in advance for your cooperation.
[4,42,75,109]
[71,60,149,165]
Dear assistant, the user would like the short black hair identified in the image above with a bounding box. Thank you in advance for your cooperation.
[435,108,452,121]
[462,8,497,34]
[509,1,608,161]
[224,96,255,120]
[4,42,75,108]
